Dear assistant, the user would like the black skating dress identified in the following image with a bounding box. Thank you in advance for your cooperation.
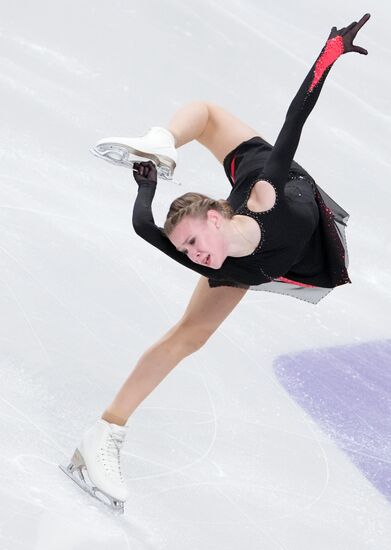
[132,34,351,304]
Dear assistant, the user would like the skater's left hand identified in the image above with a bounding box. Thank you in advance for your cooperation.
[329,13,370,55]
[133,161,157,186]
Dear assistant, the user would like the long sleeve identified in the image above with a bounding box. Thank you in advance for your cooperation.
[132,182,269,288]
[132,181,216,278]
[262,35,344,192]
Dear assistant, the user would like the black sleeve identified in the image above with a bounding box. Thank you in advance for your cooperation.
[133,180,274,290]
[132,181,218,278]
[262,35,345,194]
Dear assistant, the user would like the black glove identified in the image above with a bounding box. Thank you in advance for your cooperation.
[132,160,157,186]
[329,13,370,55]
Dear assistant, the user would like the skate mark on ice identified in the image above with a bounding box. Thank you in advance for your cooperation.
[136,327,331,524]
[100,231,180,325]
[0,274,52,365]
[0,396,64,456]
[216,326,331,519]
[9,34,97,77]
[215,485,290,550]
[0,242,127,355]
[0,206,159,349]
[126,366,220,485]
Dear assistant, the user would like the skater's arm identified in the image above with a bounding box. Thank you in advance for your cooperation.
[131,162,226,278]
[132,180,216,277]
[262,14,370,193]
[132,162,276,287]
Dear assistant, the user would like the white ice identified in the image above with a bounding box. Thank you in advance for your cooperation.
[0,1,390,549]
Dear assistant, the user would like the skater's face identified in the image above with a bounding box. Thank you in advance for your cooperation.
[169,210,228,269]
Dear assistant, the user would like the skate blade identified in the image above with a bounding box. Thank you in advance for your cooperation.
[59,451,125,514]
[90,143,175,181]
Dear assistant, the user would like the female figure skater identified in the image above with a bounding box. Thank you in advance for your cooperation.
[60,14,370,512]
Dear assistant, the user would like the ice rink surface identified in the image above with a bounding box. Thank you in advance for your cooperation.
[0,1,390,548]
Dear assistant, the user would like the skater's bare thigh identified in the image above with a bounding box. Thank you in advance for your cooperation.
[197,101,263,164]
[177,276,248,347]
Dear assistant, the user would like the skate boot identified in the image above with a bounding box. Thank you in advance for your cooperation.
[59,419,129,514]
[90,126,177,180]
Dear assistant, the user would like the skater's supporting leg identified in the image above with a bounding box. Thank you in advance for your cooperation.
[102,324,202,426]
[102,276,248,425]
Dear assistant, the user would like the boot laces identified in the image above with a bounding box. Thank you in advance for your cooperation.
[101,430,126,483]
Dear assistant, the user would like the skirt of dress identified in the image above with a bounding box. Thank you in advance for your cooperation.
[222,136,351,305]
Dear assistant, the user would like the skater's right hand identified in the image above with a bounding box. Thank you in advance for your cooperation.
[132,161,157,186]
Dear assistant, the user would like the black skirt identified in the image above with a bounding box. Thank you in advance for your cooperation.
[221,136,351,305]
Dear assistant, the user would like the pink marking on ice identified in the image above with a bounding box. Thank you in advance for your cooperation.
[276,276,316,288]
[309,35,344,92]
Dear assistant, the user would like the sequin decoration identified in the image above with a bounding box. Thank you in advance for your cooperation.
[309,36,344,92]
[236,206,266,255]
[313,185,351,287]
[242,176,280,216]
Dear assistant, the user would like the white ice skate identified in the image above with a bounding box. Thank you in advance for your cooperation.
[59,419,129,514]
[90,126,177,180]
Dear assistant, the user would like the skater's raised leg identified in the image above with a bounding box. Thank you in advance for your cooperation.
[91,99,261,178]
[168,100,261,162]
[166,100,210,148]
[90,100,209,180]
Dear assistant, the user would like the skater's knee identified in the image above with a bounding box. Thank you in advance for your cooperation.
[170,320,213,352]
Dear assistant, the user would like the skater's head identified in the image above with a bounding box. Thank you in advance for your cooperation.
[164,192,235,269]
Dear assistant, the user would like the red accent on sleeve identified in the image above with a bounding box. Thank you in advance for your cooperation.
[308,36,344,93]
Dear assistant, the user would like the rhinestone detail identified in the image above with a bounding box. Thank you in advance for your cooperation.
[235,171,311,259]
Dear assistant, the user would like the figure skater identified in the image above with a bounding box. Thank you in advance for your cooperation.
[60,14,370,513]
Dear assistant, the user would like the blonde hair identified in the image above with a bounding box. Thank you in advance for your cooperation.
[163,192,234,237]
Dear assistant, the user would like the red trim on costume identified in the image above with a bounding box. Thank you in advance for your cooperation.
[230,154,237,185]
[276,276,316,288]
[308,36,344,92]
